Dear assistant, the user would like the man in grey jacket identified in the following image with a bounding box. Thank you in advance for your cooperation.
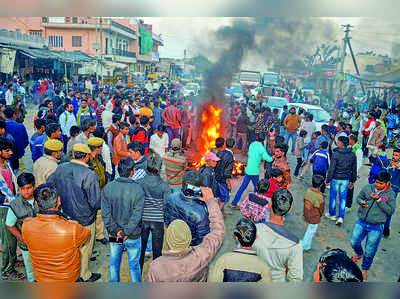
[350,170,396,281]
[101,157,145,282]
[253,189,303,282]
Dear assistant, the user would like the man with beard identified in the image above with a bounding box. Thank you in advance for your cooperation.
[273,143,291,190]
[283,107,302,153]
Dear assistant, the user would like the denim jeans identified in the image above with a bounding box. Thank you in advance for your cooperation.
[350,218,384,270]
[109,237,142,282]
[294,157,303,176]
[166,127,180,149]
[302,223,318,250]
[329,179,349,219]
[384,191,398,232]
[21,249,34,282]
[285,132,297,152]
[231,174,259,206]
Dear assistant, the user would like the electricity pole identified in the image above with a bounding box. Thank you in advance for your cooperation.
[338,24,352,94]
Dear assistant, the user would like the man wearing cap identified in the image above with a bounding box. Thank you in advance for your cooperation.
[33,139,63,186]
[146,186,225,282]
[164,138,187,189]
[47,143,101,282]
[88,137,107,245]
[198,152,219,197]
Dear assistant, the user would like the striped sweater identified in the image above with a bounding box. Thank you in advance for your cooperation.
[164,150,187,187]
[137,174,171,222]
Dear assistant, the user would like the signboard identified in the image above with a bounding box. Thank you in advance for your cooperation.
[323,70,335,77]
[0,48,16,74]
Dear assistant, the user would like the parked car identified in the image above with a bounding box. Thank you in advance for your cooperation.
[285,103,330,131]
[183,83,200,97]
[263,96,288,115]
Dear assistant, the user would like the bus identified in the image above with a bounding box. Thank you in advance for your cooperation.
[239,70,261,89]
[261,72,281,87]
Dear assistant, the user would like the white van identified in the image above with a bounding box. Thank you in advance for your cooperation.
[285,103,330,131]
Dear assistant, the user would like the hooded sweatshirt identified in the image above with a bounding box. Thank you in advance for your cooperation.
[101,101,114,129]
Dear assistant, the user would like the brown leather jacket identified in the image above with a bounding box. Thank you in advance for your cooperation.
[112,133,130,165]
[22,212,90,282]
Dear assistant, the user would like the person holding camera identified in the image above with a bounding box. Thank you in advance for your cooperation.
[350,170,396,281]
[101,157,145,282]
[146,171,225,282]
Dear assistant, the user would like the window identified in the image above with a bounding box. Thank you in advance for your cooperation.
[48,35,63,48]
[72,36,82,47]
[105,37,108,54]
[29,31,42,37]
[72,17,78,24]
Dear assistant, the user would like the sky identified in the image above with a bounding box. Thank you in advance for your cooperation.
[142,17,400,60]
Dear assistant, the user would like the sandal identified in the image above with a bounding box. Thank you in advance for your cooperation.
[363,273,368,281]
[2,270,25,281]
[352,254,363,262]
[14,261,25,267]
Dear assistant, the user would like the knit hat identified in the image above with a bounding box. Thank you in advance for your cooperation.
[204,152,220,161]
[73,143,91,154]
[171,138,181,150]
[88,137,104,147]
[44,139,63,151]
[165,219,192,251]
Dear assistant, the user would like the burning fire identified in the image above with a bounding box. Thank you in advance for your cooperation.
[232,161,245,176]
[200,104,223,156]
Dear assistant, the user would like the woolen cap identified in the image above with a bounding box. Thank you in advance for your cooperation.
[204,152,220,161]
[44,139,63,151]
[73,143,91,154]
[165,219,192,251]
[171,138,181,149]
[88,137,104,147]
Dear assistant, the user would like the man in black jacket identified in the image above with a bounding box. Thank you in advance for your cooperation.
[47,143,101,282]
[101,157,145,282]
[325,136,357,226]
[214,137,235,211]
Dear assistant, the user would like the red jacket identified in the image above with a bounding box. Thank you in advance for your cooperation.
[265,178,280,198]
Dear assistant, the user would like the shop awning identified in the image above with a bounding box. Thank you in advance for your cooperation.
[0,44,94,64]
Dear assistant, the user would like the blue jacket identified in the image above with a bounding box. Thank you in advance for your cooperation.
[386,113,399,129]
[280,111,289,126]
[369,155,400,193]
[5,120,29,159]
[71,97,80,116]
[310,149,330,173]
[31,133,47,162]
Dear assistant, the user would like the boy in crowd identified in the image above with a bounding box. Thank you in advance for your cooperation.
[240,179,271,223]
[215,137,235,211]
[302,174,325,252]
[199,152,219,197]
[310,141,330,194]
[208,218,271,282]
[350,171,396,280]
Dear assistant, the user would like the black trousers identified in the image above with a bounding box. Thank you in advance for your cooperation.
[139,221,164,272]
[362,134,369,157]
[313,170,327,194]
[294,157,303,176]
[346,185,354,208]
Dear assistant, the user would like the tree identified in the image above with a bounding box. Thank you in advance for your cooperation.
[188,55,213,74]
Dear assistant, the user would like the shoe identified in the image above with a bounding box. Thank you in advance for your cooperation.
[298,176,305,180]
[345,207,352,213]
[84,273,101,282]
[96,238,108,245]
[352,254,363,262]
[89,257,96,262]
[382,227,390,238]
[336,217,343,225]
[230,205,240,210]
[325,212,336,221]
[1,270,25,281]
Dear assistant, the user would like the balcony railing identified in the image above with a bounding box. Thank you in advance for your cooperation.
[112,48,136,58]
[0,29,48,48]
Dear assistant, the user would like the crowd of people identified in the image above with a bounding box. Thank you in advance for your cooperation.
[0,74,398,284]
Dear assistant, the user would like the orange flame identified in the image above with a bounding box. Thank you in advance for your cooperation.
[200,104,223,156]
[232,161,245,176]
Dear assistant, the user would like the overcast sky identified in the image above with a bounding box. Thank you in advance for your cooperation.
[142,17,400,59]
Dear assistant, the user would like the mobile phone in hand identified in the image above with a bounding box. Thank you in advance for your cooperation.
[109,236,124,243]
